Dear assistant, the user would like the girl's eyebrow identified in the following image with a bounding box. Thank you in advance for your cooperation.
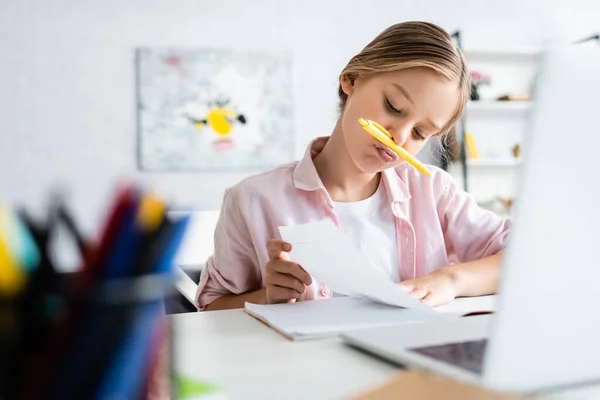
[393,83,415,106]
[392,83,442,132]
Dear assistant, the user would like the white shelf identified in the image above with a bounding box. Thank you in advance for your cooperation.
[466,101,531,112]
[466,158,522,167]
[463,48,541,61]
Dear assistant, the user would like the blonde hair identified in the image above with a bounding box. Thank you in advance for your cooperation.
[338,21,469,136]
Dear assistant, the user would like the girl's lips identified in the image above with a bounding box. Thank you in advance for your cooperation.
[375,143,399,162]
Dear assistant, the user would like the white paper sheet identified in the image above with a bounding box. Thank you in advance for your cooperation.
[278,219,435,313]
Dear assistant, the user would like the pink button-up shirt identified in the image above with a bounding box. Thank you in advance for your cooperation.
[196,137,510,310]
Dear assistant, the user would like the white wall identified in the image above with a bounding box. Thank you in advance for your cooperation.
[1,0,599,232]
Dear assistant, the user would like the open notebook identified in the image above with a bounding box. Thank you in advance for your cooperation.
[245,295,496,340]
[248,220,496,340]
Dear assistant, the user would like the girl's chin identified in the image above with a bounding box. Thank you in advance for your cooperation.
[355,159,398,174]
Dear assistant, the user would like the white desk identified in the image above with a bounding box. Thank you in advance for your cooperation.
[171,309,398,399]
[171,310,600,400]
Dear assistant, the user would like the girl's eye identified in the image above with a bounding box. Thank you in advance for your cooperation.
[412,128,425,141]
[384,98,402,115]
[384,96,426,140]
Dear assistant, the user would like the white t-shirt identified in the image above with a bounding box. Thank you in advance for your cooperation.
[332,183,400,283]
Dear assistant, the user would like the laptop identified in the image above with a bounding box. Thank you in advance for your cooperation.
[341,46,600,395]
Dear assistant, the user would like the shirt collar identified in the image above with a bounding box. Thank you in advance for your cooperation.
[382,166,412,203]
[292,136,411,203]
[292,137,329,192]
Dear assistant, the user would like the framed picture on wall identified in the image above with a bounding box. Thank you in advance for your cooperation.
[136,47,294,171]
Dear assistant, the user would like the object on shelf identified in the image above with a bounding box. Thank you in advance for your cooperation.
[467,101,531,111]
[464,132,479,159]
[467,158,521,167]
[469,71,491,101]
[478,197,514,216]
[497,94,531,101]
[512,144,521,158]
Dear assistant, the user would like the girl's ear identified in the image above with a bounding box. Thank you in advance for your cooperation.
[340,72,357,96]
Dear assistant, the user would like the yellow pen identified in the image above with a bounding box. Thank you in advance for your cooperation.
[358,117,432,177]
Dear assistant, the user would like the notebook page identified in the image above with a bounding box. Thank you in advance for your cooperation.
[245,297,445,340]
[434,295,497,315]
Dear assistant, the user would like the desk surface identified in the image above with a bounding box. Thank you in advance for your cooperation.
[171,309,600,400]
[171,309,398,399]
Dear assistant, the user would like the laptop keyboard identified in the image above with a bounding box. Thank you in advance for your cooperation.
[409,339,488,374]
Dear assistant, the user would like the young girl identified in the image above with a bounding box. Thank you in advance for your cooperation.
[196,21,509,311]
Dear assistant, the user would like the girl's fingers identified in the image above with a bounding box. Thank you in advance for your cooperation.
[398,282,414,292]
[266,239,292,259]
[271,260,312,285]
[268,271,306,295]
[409,287,429,300]
[267,285,301,303]
[421,291,437,306]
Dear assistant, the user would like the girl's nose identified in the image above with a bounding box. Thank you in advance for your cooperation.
[387,123,412,146]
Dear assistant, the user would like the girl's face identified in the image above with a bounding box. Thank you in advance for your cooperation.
[339,67,460,174]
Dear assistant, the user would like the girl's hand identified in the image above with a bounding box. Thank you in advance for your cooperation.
[398,267,459,307]
[265,239,312,304]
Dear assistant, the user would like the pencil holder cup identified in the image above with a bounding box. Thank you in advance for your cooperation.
[3,272,177,400]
